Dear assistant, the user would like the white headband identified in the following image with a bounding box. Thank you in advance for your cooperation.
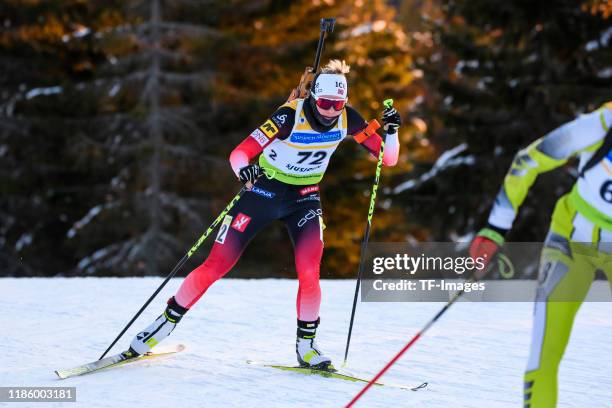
[311,73,347,99]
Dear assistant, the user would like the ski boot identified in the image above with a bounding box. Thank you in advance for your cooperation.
[126,296,188,356]
[296,318,334,371]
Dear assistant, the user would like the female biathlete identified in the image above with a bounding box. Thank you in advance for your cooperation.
[470,102,612,407]
[124,60,402,369]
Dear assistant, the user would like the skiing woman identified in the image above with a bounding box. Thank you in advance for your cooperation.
[470,102,612,407]
[125,60,402,369]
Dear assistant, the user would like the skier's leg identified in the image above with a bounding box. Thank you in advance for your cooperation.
[174,219,258,309]
[288,209,324,322]
[128,235,253,355]
[129,187,274,355]
[524,236,595,408]
[284,196,330,368]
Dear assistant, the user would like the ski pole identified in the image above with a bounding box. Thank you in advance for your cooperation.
[345,281,470,407]
[346,253,504,406]
[98,186,247,360]
[343,99,393,366]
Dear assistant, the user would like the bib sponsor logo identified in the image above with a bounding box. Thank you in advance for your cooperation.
[272,113,288,127]
[290,131,341,144]
[286,164,322,172]
[251,186,276,199]
[260,120,279,138]
[215,215,233,244]
[299,186,320,196]
[250,129,269,147]
[231,213,252,232]
[297,195,321,203]
[297,208,323,228]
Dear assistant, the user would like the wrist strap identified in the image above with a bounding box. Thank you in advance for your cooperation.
[477,227,505,246]
[353,119,381,144]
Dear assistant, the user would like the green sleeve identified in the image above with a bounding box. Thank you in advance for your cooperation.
[487,105,610,230]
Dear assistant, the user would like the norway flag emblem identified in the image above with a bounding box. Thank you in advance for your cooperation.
[231,213,252,232]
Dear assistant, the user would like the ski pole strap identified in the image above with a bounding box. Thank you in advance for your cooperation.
[353,119,381,144]
[497,253,515,279]
[263,167,277,179]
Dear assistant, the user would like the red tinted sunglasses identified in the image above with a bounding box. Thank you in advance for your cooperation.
[315,97,346,111]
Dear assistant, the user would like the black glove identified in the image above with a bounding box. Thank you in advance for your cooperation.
[382,106,401,134]
[238,164,262,185]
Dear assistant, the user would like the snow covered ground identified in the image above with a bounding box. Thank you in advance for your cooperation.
[1,278,611,408]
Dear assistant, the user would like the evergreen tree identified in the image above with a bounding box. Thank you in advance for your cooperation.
[1,1,423,277]
[218,0,423,277]
[66,0,230,275]
[0,0,121,275]
[396,0,612,254]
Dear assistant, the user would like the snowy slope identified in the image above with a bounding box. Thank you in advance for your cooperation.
[1,278,611,408]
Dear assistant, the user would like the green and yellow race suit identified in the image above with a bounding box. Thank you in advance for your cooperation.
[487,102,612,408]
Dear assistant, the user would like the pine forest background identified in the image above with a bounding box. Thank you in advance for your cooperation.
[1,0,611,277]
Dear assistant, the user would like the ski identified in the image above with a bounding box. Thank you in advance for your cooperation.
[55,344,186,379]
[246,360,427,391]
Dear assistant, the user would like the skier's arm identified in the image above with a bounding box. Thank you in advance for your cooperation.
[347,106,399,166]
[488,104,612,231]
[470,103,611,276]
[229,106,295,177]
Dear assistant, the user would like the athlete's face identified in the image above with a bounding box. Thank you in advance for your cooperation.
[315,95,345,120]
